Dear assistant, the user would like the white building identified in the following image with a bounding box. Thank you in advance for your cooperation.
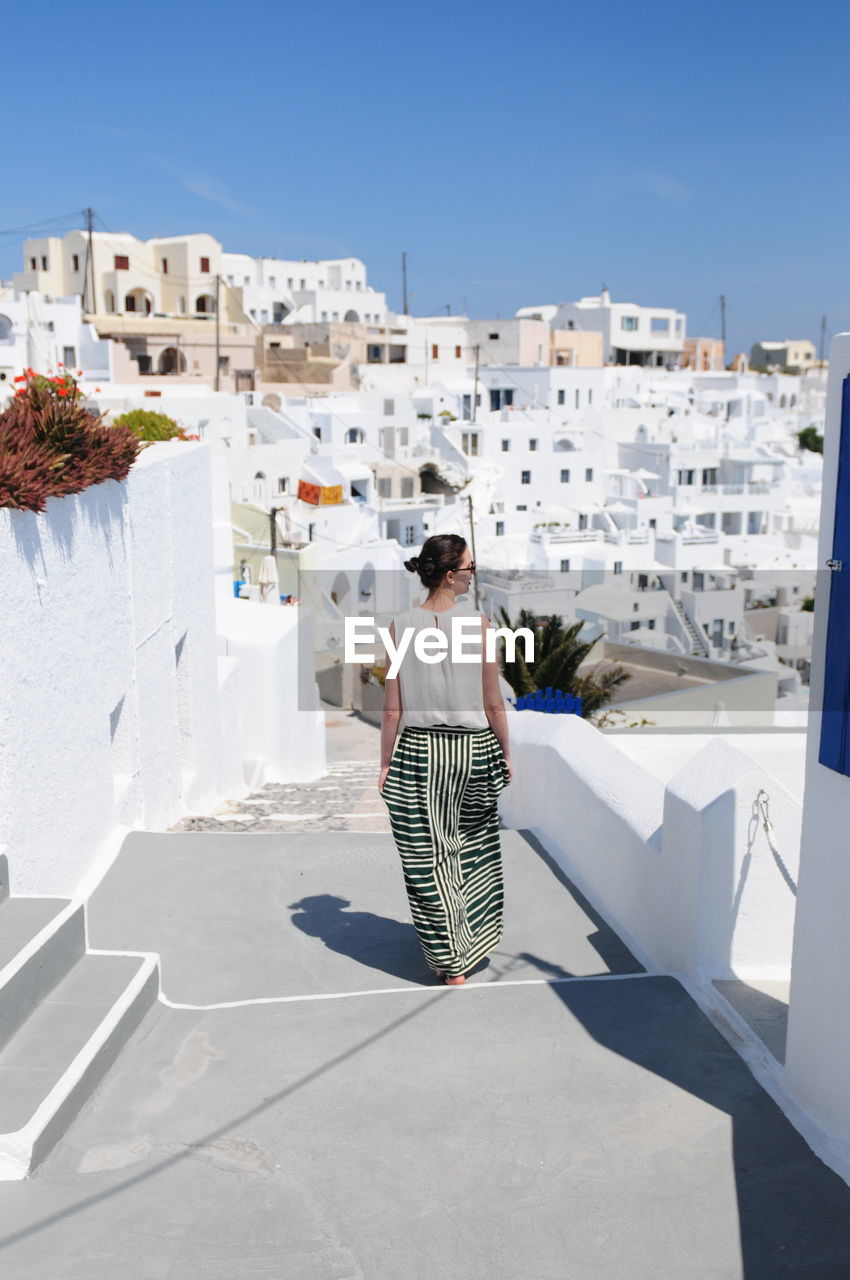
[11,232,387,334]
[221,253,387,328]
[0,288,110,385]
[751,339,819,372]
[518,288,687,367]
[13,230,227,320]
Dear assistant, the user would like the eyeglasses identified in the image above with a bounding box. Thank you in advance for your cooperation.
[455,561,476,573]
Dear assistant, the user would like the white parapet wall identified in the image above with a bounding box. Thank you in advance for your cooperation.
[215,597,325,786]
[499,706,801,983]
[0,439,324,898]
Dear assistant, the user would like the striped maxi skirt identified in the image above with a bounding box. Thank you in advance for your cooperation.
[381,724,511,980]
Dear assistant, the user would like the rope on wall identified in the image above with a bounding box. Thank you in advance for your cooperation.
[756,788,798,895]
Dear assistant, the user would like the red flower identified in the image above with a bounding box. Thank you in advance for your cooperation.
[94,386,102,393]
[13,375,26,383]
[57,361,64,368]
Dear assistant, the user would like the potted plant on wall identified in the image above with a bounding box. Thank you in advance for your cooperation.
[0,368,143,514]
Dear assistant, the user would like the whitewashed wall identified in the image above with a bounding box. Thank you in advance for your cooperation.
[216,599,324,787]
[0,439,323,897]
[784,332,850,1157]
[499,706,801,981]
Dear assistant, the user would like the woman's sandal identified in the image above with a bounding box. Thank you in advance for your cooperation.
[432,965,467,984]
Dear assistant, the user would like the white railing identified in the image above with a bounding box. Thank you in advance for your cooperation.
[380,494,445,509]
[697,482,780,496]
[603,530,650,544]
[671,596,711,657]
[479,573,555,593]
[531,528,600,543]
[657,530,719,544]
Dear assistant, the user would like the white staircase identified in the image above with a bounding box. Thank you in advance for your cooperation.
[0,854,159,1179]
[671,596,711,658]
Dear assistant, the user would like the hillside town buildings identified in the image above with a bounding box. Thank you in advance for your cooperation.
[7,221,850,1221]
[0,228,825,725]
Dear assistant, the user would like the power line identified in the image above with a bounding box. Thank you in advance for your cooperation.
[689,296,721,342]
[0,227,80,249]
[0,210,86,237]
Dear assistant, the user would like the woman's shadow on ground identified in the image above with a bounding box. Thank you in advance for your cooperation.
[288,893,448,982]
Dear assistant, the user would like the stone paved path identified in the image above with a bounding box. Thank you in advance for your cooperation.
[169,702,392,834]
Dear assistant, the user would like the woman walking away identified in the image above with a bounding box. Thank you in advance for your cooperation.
[378,533,513,986]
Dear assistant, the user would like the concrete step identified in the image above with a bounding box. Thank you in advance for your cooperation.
[0,897,73,975]
[0,949,159,1179]
[0,897,82,1049]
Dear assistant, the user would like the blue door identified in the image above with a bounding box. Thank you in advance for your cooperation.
[819,376,850,774]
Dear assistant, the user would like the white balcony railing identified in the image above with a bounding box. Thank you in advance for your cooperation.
[697,482,780,496]
[603,530,650,544]
[530,528,601,544]
[380,494,445,510]
[657,530,720,544]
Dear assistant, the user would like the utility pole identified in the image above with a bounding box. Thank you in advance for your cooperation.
[719,294,726,363]
[465,493,480,610]
[402,252,409,316]
[819,314,827,368]
[82,207,96,313]
[471,343,480,423]
[269,506,278,556]
[214,273,221,391]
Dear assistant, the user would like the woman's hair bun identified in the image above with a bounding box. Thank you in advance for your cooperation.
[403,534,465,581]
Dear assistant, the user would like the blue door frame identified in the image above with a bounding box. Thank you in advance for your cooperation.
[818,375,850,775]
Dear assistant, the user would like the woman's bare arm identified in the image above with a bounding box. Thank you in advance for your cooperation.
[379,620,403,779]
[481,614,511,763]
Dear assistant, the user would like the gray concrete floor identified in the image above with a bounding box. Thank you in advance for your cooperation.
[2,703,850,1278]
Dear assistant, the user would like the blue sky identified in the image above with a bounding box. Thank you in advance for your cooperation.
[3,0,848,356]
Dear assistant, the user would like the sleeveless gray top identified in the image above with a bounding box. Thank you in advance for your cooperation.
[388,599,490,730]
